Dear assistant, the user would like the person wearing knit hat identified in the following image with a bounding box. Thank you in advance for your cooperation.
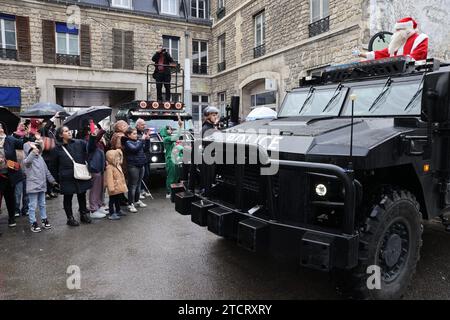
[353,17,429,61]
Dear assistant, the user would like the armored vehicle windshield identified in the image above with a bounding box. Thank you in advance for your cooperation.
[278,75,423,118]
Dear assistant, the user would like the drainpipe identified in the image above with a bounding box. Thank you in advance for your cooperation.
[184,30,192,115]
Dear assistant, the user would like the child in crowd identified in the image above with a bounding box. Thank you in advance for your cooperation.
[104,149,128,220]
[23,139,58,233]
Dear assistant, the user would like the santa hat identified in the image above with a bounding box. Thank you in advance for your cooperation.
[394,17,418,30]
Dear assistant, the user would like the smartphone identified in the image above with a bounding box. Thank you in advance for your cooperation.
[89,120,95,134]
[30,121,38,135]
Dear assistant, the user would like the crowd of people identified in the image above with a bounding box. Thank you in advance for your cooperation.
[0,111,194,234]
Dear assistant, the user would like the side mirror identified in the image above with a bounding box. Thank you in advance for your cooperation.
[422,71,450,123]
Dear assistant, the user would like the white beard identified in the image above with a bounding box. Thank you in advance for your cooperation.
[389,29,414,55]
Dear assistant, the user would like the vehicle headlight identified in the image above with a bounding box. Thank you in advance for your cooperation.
[151,156,158,162]
[152,144,159,151]
[315,184,327,197]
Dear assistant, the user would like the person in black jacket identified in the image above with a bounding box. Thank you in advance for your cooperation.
[202,106,220,138]
[152,45,175,102]
[53,126,96,227]
[135,118,151,198]
[122,127,150,213]
[0,121,29,228]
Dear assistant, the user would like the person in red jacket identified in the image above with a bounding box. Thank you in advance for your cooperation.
[353,17,429,61]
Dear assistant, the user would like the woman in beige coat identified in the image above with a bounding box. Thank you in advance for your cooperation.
[105,149,128,220]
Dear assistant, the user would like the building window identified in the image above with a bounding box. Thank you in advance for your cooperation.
[0,14,17,60]
[161,0,178,15]
[191,0,206,19]
[251,91,276,108]
[112,29,134,70]
[192,40,207,75]
[163,36,179,62]
[192,94,209,126]
[309,0,329,37]
[111,0,133,9]
[217,0,225,19]
[55,22,79,65]
[310,0,329,23]
[218,91,226,115]
[218,34,226,72]
[254,11,265,58]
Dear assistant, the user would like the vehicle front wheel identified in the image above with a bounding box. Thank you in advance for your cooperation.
[337,188,423,299]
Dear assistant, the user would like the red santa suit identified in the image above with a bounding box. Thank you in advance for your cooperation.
[367,17,429,61]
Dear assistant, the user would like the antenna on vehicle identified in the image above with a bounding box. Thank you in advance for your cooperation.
[348,94,357,178]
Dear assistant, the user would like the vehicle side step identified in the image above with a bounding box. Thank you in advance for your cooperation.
[237,219,269,253]
[191,200,215,227]
[207,207,234,238]
[170,183,186,203]
[175,191,196,216]
[300,232,334,272]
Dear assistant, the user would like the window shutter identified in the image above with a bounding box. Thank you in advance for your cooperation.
[42,20,55,64]
[80,24,91,67]
[112,29,123,69]
[123,31,134,70]
[16,16,31,62]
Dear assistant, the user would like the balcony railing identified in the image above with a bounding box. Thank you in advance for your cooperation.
[253,44,266,59]
[56,54,80,66]
[217,61,226,72]
[216,7,226,20]
[309,16,330,37]
[0,48,18,60]
[193,63,208,75]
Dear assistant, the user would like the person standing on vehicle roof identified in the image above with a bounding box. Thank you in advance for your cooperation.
[202,106,220,138]
[152,45,176,102]
[353,17,428,61]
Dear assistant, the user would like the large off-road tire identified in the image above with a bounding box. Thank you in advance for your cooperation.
[337,187,423,299]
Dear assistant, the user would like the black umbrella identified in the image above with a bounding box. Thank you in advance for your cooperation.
[0,106,20,135]
[63,106,112,130]
[20,102,69,118]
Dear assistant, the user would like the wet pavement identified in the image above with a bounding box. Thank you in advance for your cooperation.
[0,178,450,300]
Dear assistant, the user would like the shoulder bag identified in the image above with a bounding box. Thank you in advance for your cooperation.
[62,145,92,181]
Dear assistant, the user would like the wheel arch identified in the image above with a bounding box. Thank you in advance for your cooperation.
[358,164,429,220]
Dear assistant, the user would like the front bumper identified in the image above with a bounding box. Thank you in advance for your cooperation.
[173,159,360,271]
[150,162,166,172]
[174,192,359,271]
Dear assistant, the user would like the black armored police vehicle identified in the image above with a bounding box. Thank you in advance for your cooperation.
[173,56,450,299]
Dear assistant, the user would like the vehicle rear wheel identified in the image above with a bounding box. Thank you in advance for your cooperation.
[336,187,423,299]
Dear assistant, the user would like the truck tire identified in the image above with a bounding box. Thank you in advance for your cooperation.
[337,187,423,299]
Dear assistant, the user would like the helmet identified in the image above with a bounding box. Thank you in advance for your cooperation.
[203,106,220,116]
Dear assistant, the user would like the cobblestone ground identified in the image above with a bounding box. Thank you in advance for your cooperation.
[0,178,449,299]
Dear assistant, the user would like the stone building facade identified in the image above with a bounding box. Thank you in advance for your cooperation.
[0,0,212,120]
[209,0,450,118]
[0,0,449,124]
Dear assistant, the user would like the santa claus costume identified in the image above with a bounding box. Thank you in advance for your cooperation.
[367,17,429,61]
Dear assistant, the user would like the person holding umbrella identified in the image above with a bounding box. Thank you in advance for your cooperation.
[77,119,108,219]
[53,126,97,226]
